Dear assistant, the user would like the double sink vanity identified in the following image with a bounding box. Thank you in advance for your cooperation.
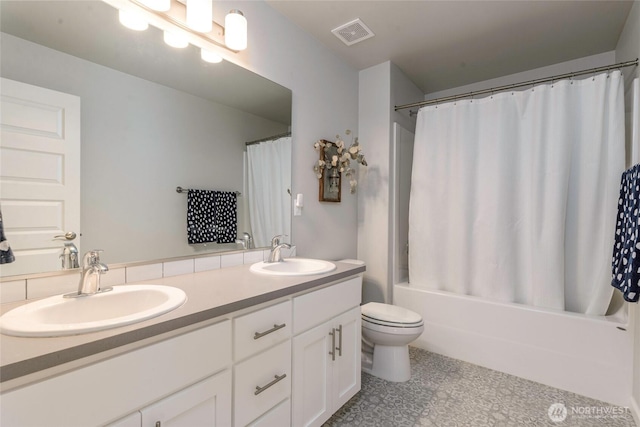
[0,256,365,427]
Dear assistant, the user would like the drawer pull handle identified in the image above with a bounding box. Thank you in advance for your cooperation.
[155,422,161,427]
[329,328,336,361]
[254,323,286,340]
[254,373,287,395]
[336,324,343,357]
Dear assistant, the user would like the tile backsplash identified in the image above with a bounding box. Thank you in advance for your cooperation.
[1,247,296,303]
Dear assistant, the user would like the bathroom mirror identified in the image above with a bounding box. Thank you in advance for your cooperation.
[0,1,292,277]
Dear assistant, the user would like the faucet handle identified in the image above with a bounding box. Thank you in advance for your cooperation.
[271,234,288,247]
[82,249,104,267]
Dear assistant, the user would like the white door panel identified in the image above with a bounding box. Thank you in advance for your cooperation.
[0,78,80,276]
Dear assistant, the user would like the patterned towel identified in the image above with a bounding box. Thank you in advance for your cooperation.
[213,191,237,244]
[187,190,237,245]
[611,165,640,302]
[0,207,15,264]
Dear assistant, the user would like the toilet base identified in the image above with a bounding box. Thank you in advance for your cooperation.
[363,344,411,382]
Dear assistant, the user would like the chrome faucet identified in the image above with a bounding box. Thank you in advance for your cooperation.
[235,232,254,250]
[65,250,111,298]
[266,234,291,263]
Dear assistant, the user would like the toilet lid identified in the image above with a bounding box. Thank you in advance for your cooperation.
[361,302,423,325]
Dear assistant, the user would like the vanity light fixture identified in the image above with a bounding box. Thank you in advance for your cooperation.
[186,0,213,33]
[201,48,222,63]
[164,30,189,48]
[225,10,247,51]
[107,0,247,66]
[118,8,149,31]
[138,0,170,11]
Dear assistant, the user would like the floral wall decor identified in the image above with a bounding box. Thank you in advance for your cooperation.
[314,130,367,202]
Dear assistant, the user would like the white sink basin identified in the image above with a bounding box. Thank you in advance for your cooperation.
[250,258,336,276]
[0,284,187,337]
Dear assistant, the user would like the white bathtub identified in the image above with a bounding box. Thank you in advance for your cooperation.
[394,283,635,406]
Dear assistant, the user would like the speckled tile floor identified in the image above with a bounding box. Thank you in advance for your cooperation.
[324,347,637,427]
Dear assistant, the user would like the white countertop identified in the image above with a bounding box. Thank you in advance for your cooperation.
[0,261,364,389]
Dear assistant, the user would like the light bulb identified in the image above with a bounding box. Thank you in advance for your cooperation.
[225,10,247,51]
[186,0,212,33]
[139,0,170,11]
[118,9,149,31]
[201,49,222,63]
[164,30,189,48]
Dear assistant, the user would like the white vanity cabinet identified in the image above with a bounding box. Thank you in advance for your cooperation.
[1,273,363,427]
[1,321,232,427]
[232,300,292,426]
[291,277,362,427]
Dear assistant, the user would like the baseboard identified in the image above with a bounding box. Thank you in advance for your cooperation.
[630,394,640,426]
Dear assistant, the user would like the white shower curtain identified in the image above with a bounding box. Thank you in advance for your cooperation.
[409,71,625,315]
[246,136,292,248]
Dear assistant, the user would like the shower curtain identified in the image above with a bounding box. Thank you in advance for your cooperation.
[409,71,625,315]
[246,136,292,248]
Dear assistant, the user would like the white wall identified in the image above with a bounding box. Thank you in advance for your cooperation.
[615,0,640,420]
[425,51,615,101]
[357,62,392,304]
[1,33,287,265]
[219,1,360,261]
[357,61,423,304]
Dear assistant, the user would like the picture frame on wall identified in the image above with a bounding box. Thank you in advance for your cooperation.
[318,141,341,202]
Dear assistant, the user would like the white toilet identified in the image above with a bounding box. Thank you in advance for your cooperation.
[361,302,424,382]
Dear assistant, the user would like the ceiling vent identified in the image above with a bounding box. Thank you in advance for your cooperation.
[331,18,374,46]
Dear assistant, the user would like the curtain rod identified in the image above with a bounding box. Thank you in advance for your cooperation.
[395,58,639,112]
[245,132,291,146]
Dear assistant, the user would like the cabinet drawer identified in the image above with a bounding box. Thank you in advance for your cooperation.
[234,300,291,361]
[293,276,362,334]
[234,340,292,427]
[248,398,291,427]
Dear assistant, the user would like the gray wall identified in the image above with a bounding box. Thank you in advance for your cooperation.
[1,33,288,264]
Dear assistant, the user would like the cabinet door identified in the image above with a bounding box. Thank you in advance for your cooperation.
[332,307,361,409]
[140,370,231,427]
[292,320,333,427]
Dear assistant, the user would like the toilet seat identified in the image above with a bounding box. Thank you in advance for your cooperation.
[362,316,424,328]
[361,302,423,328]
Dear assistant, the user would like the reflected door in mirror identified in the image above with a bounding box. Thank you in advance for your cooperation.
[0,78,81,277]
